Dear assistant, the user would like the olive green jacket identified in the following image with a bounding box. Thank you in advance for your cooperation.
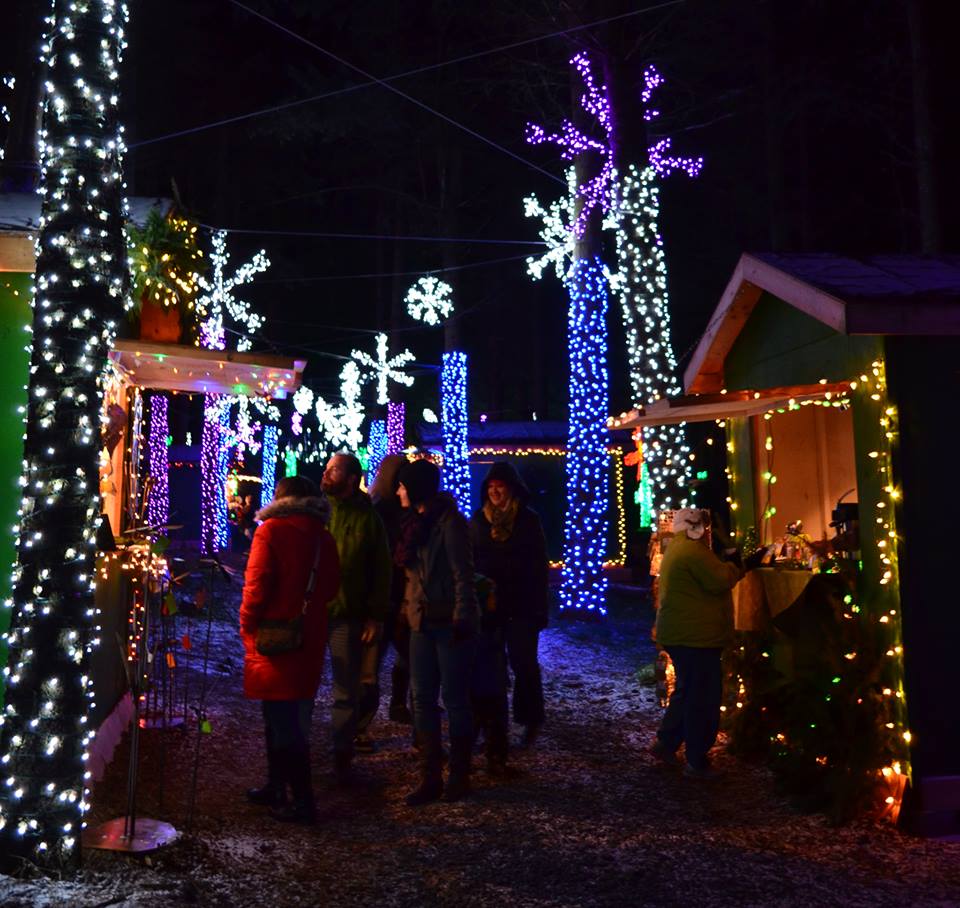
[654,533,741,648]
[327,491,391,623]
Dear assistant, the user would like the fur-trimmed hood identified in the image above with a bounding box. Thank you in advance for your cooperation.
[255,495,331,526]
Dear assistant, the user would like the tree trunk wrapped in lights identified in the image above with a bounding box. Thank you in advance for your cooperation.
[0,0,131,868]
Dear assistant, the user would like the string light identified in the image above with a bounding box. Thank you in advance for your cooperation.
[607,164,694,512]
[260,425,278,507]
[387,402,405,455]
[195,230,269,353]
[723,374,909,818]
[366,419,387,483]
[405,275,453,326]
[440,352,470,514]
[200,396,230,553]
[469,445,626,567]
[0,0,130,867]
[526,52,613,239]
[526,52,615,616]
[146,394,169,527]
[559,258,610,616]
[351,332,414,405]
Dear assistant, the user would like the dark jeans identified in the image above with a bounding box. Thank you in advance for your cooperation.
[656,645,723,770]
[506,619,545,728]
[328,618,363,754]
[356,604,411,733]
[261,699,314,803]
[410,623,477,743]
[472,625,509,762]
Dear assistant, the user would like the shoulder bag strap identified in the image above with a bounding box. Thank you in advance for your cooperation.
[301,534,325,615]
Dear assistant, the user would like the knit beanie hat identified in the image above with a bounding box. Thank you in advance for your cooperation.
[398,458,441,507]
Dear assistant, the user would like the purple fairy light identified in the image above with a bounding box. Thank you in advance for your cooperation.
[526,52,613,238]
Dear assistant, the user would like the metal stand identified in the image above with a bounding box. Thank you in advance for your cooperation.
[185,555,229,831]
[84,563,178,854]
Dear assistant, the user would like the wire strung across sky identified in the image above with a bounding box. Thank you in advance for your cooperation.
[129,1,684,151]
[254,251,536,284]
[197,223,545,246]
[227,0,563,185]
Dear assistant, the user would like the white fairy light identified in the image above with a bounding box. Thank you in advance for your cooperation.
[405,275,453,326]
[0,0,130,867]
[351,332,414,406]
[195,230,269,352]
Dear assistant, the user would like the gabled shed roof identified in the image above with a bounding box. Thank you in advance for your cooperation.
[685,253,960,394]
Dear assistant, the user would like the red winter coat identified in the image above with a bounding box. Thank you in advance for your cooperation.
[239,496,340,701]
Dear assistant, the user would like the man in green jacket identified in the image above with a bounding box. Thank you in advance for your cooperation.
[321,453,391,781]
[652,508,760,778]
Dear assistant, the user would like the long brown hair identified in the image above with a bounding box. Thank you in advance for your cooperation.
[369,454,406,504]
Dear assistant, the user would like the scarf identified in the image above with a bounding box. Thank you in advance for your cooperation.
[483,496,519,542]
[394,497,450,567]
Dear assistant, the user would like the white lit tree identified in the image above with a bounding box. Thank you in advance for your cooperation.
[0,0,130,867]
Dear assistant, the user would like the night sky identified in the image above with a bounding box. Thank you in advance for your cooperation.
[3,0,958,424]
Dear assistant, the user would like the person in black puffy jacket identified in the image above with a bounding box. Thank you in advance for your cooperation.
[470,462,550,750]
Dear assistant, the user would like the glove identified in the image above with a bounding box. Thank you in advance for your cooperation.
[743,547,768,572]
[451,619,475,644]
[723,548,743,569]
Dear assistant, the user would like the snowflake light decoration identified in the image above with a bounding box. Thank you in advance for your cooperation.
[351,332,415,405]
[523,168,578,281]
[313,361,366,452]
[196,229,270,352]
[406,275,454,326]
[291,385,314,436]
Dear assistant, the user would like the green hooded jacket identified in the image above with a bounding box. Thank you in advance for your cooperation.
[655,533,742,648]
[327,491,391,623]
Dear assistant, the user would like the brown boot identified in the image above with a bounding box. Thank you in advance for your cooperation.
[406,732,444,806]
[443,736,473,802]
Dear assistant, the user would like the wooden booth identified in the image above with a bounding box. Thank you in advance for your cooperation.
[612,253,960,832]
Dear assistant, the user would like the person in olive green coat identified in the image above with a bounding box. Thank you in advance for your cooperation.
[652,508,748,778]
[321,453,391,781]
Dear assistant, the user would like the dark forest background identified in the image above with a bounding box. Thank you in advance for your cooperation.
[3,0,958,424]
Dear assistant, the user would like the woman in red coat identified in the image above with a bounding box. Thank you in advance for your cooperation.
[239,475,340,823]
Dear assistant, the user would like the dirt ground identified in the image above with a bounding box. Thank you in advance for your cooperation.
[3,585,960,907]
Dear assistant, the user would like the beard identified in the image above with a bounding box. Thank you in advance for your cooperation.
[321,475,350,498]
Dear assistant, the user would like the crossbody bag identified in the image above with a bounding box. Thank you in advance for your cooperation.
[255,535,325,657]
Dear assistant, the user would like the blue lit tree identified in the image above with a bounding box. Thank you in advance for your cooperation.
[406,276,470,514]
[526,53,613,617]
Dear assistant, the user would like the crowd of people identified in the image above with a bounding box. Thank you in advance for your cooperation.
[238,454,550,824]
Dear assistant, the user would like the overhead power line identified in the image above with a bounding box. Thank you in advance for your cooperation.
[198,223,545,246]
[129,0,683,150]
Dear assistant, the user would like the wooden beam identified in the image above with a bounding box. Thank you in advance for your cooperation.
[684,255,762,394]
[741,254,847,333]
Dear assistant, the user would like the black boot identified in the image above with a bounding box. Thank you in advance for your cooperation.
[272,748,316,825]
[247,735,286,806]
[443,736,473,802]
[333,749,353,787]
[389,665,413,724]
[405,732,444,806]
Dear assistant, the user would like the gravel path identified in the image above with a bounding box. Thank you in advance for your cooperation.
[3,587,959,907]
